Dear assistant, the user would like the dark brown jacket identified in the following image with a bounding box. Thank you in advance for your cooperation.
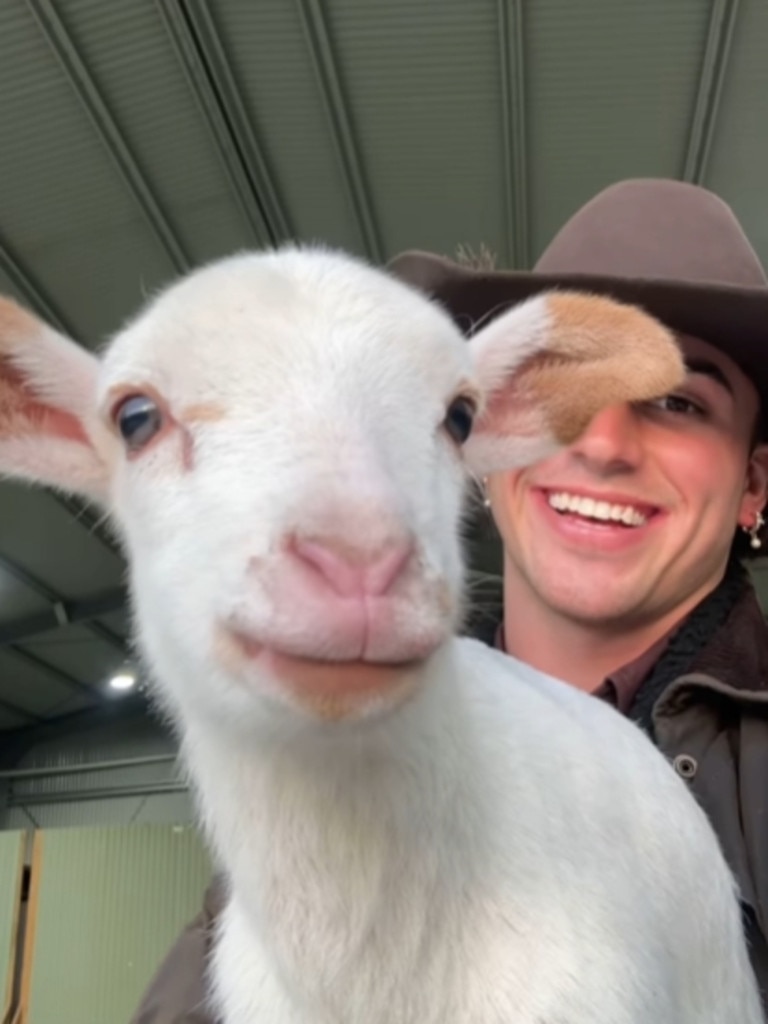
[130,586,768,1022]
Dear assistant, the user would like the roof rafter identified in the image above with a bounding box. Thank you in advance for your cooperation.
[157,0,290,247]
[0,588,126,648]
[0,695,42,727]
[0,556,126,654]
[294,0,382,263]
[5,644,104,702]
[25,0,189,273]
[497,0,529,269]
[682,0,740,184]
[0,232,71,334]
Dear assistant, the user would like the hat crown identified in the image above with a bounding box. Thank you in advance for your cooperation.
[535,179,767,289]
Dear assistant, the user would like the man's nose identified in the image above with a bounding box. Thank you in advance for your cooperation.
[567,404,643,474]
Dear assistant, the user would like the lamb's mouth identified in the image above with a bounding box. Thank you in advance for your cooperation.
[217,625,425,711]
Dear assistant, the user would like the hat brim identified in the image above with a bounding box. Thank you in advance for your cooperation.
[388,250,768,411]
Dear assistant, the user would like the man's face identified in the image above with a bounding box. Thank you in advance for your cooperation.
[488,334,768,628]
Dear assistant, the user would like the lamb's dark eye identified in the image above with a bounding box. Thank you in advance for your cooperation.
[444,396,476,445]
[114,395,163,451]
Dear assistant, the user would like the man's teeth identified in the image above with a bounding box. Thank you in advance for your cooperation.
[547,492,648,527]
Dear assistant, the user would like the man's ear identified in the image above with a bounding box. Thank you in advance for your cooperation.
[462,291,685,477]
[0,297,112,502]
[739,444,768,524]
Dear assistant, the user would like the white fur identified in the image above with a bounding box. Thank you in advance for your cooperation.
[468,291,554,393]
[0,246,761,1022]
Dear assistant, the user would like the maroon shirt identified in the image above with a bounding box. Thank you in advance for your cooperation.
[494,624,674,713]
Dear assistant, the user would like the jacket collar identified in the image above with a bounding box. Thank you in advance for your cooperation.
[686,584,768,696]
[650,583,768,724]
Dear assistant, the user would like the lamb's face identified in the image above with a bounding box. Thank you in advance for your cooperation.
[100,251,477,726]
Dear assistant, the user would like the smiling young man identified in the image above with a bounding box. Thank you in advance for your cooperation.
[493,329,767,694]
[131,180,768,1021]
[392,178,768,1012]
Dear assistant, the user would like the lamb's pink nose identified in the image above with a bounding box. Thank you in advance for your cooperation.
[291,536,413,598]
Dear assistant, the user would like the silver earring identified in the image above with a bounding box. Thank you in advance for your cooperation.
[745,511,765,550]
[482,477,491,509]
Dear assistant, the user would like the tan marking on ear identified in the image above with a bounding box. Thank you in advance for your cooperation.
[180,402,227,424]
[524,292,685,445]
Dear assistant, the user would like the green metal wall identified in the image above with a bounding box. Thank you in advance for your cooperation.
[24,824,212,1024]
[0,831,24,1019]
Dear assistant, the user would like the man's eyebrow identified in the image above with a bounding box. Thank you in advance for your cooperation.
[684,357,734,396]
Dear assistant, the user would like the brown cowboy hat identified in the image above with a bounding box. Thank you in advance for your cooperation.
[388,178,768,414]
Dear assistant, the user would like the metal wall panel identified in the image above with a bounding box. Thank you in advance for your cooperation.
[24,824,212,1024]
[17,716,173,770]
[1,719,195,830]
[0,830,24,1019]
[2,792,195,831]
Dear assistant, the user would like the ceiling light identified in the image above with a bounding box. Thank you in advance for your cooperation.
[109,670,136,692]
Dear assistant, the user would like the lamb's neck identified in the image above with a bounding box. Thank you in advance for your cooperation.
[182,647,488,950]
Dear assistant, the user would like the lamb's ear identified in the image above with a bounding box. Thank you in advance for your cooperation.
[0,297,112,501]
[463,291,685,476]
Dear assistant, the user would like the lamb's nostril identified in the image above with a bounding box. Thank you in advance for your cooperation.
[291,536,413,598]
[364,542,414,596]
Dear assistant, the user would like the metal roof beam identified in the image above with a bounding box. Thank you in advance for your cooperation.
[0,564,126,646]
[0,232,71,335]
[682,0,740,184]
[25,0,189,274]
[81,620,128,655]
[294,0,382,263]
[0,695,43,726]
[0,589,127,648]
[157,0,290,247]
[497,0,529,269]
[5,644,104,701]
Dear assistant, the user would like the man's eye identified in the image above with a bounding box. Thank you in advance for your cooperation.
[648,394,705,417]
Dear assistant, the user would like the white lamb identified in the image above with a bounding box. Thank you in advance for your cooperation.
[0,247,762,1023]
